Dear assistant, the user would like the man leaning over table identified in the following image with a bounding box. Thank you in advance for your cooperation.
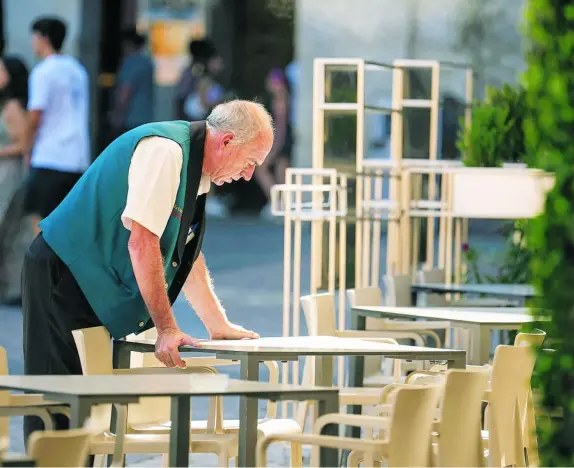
[21,100,273,440]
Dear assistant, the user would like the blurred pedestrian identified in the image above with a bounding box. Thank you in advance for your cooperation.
[25,16,90,234]
[174,39,230,218]
[110,27,154,137]
[255,67,293,217]
[0,56,33,305]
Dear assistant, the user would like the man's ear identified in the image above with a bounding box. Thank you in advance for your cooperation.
[222,132,235,147]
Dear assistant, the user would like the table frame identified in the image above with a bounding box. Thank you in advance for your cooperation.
[113,342,342,467]
[114,338,466,467]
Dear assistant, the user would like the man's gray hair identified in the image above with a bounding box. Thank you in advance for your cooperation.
[206,100,274,146]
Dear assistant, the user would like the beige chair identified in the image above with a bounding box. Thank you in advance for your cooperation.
[27,428,92,467]
[0,346,70,448]
[296,293,430,435]
[484,344,537,467]
[351,368,490,467]
[407,335,542,468]
[129,328,304,466]
[417,268,516,307]
[349,283,453,349]
[257,384,443,467]
[72,326,238,467]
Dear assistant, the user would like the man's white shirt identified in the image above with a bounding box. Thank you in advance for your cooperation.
[121,136,210,242]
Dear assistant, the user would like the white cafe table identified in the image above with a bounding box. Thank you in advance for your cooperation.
[351,305,537,365]
[0,374,338,468]
[411,282,536,304]
[114,335,466,467]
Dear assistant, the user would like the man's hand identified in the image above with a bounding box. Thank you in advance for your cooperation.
[155,328,201,368]
[208,321,260,340]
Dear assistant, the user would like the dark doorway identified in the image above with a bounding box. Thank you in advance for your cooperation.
[96,0,137,154]
[210,0,295,214]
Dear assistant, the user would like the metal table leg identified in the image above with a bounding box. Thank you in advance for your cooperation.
[313,356,338,467]
[341,312,367,466]
[238,355,260,467]
[169,396,191,467]
[69,398,91,429]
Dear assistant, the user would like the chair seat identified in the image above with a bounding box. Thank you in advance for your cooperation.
[363,374,406,387]
[90,431,238,455]
[340,387,385,406]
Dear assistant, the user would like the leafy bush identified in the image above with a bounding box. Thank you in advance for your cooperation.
[522,0,574,465]
[458,83,527,167]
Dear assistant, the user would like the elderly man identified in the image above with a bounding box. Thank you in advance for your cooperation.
[22,100,273,438]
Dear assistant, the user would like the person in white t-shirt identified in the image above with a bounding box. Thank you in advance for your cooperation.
[24,16,90,234]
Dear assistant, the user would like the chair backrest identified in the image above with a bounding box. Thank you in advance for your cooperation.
[387,385,442,466]
[514,329,546,347]
[346,287,387,377]
[382,275,413,306]
[28,428,91,467]
[0,347,9,441]
[416,268,448,306]
[488,345,536,467]
[300,293,337,336]
[436,369,490,467]
[72,326,217,430]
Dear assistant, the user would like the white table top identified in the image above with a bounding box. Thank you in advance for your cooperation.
[412,282,536,298]
[124,336,465,359]
[353,306,535,326]
[0,374,337,398]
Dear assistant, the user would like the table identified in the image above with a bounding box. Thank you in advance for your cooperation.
[352,306,535,365]
[412,282,536,304]
[115,335,466,466]
[0,374,338,467]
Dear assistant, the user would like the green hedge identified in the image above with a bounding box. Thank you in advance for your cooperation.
[458,83,527,167]
[523,0,574,465]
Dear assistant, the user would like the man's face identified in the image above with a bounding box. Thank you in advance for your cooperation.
[31,32,44,57]
[209,133,269,186]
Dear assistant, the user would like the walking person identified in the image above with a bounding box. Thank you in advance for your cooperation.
[24,16,91,234]
[22,100,273,440]
[255,68,293,217]
[109,27,154,138]
[0,56,33,305]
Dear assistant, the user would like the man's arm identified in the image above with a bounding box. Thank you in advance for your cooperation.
[128,221,200,368]
[26,110,41,157]
[122,137,200,368]
[182,252,259,340]
[26,68,48,156]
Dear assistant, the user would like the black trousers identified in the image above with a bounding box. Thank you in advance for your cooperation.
[22,233,102,444]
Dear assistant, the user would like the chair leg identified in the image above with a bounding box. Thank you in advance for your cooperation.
[92,455,106,467]
[217,449,229,467]
[161,453,169,468]
[347,450,362,467]
[291,441,303,468]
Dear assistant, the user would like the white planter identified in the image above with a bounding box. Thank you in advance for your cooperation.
[448,167,555,219]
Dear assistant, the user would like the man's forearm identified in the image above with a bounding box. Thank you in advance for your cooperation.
[182,253,229,332]
[128,226,178,332]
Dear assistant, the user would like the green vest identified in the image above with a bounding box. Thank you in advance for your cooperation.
[39,121,207,339]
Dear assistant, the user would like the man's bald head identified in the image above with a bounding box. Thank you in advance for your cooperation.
[203,100,275,185]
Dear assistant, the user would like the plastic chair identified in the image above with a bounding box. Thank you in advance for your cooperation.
[257,385,443,467]
[27,427,92,467]
[72,326,238,467]
[129,328,304,466]
[0,346,70,448]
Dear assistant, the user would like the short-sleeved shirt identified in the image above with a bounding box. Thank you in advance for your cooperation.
[115,51,155,129]
[27,54,91,173]
[121,136,210,240]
